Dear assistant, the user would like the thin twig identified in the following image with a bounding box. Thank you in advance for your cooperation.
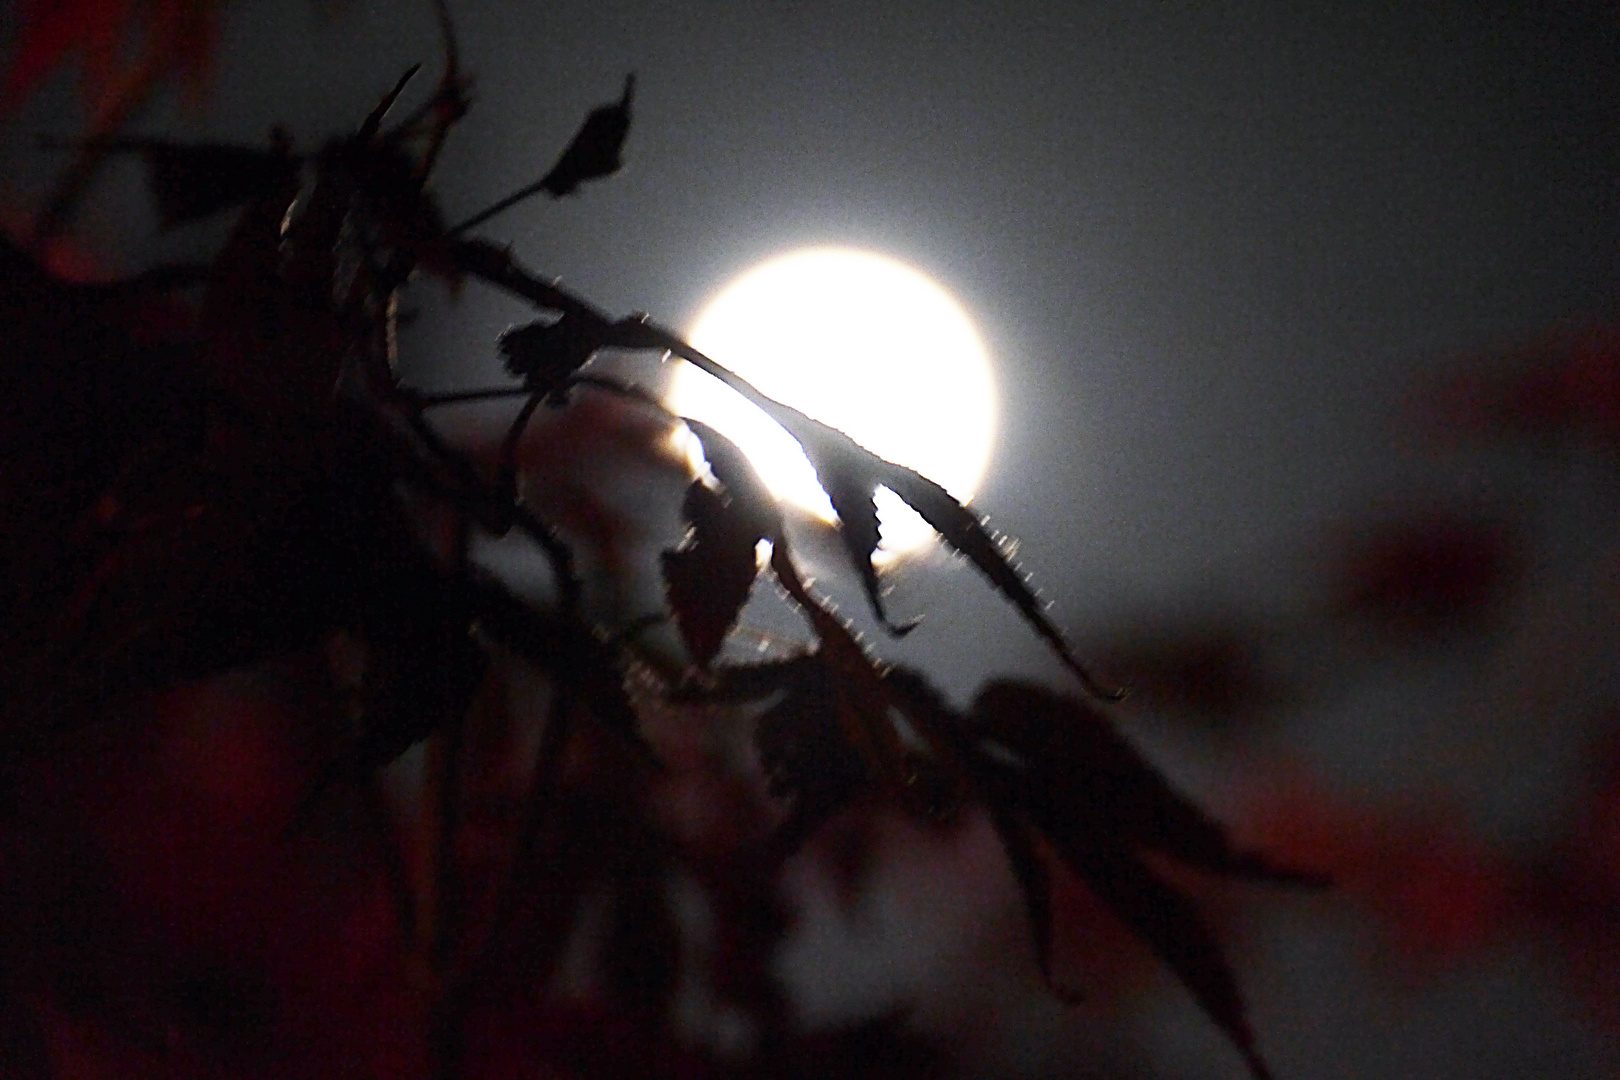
[451,177,551,236]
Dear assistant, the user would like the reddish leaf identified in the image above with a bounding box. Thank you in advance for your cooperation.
[1092,620,1273,724]
[767,543,962,813]
[1060,840,1275,1080]
[661,419,780,668]
[1424,326,1620,444]
[1328,512,1519,636]
[965,681,1319,1080]
[2,0,132,111]
[1235,776,1511,967]
[662,481,764,668]
[974,752,1273,1077]
[2,0,222,113]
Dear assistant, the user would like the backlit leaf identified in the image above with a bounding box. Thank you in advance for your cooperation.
[660,419,781,668]
[540,74,635,197]
[661,481,763,669]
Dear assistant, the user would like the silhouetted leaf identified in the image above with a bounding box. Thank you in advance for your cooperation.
[660,418,781,668]
[326,538,488,776]
[783,418,915,635]
[766,543,945,806]
[768,402,1117,697]
[881,461,1121,699]
[679,418,779,532]
[965,680,1321,1080]
[984,803,1072,1003]
[748,653,868,855]
[499,315,601,400]
[971,681,1316,883]
[198,142,342,423]
[976,745,1273,1076]
[704,653,965,855]
[499,314,671,403]
[1062,840,1275,1080]
[540,74,635,197]
[661,481,763,668]
[323,130,463,286]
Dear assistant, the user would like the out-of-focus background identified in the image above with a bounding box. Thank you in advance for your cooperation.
[5,2,1620,1077]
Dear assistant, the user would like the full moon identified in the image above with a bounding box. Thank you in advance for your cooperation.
[665,247,998,556]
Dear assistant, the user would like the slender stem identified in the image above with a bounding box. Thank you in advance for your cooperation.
[451,177,550,236]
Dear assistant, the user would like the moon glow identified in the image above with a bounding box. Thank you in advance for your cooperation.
[666,247,998,556]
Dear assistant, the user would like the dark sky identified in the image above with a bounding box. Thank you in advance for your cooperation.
[6,2,1615,624]
[5,2,1620,1077]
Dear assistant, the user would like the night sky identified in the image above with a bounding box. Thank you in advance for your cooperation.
[5,2,1620,1077]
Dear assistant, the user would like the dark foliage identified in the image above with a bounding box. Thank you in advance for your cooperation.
[0,11,1311,1080]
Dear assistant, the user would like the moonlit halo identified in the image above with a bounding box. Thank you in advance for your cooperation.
[666,247,998,557]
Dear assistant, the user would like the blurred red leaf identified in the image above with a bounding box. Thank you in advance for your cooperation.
[1236,774,1512,968]
[1522,727,1620,1026]
[1092,620,1274,725]
[1327,512,1519,636]
[1423,326,1620,445]
[3,0,222,114]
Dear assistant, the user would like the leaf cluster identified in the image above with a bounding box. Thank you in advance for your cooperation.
[0,23,1315,1080]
